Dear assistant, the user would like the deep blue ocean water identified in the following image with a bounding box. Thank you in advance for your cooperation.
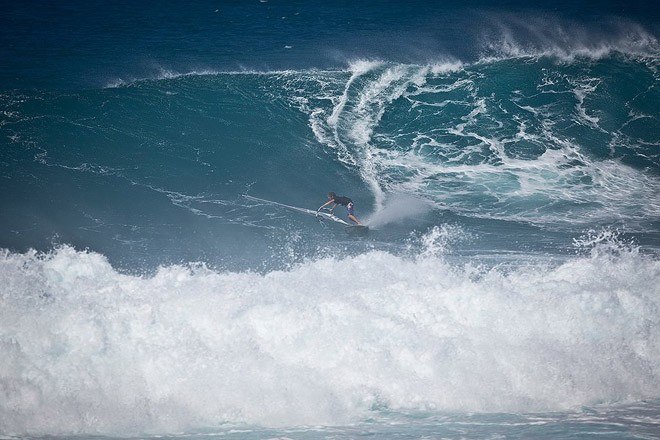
[1,1,659,438]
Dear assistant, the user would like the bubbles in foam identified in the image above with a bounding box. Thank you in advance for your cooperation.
[1,241,658,435]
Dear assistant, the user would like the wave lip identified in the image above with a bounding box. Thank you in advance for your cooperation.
[1,237,659,435]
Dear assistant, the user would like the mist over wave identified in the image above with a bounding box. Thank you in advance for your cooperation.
[478,13,659,61]
[1,230,658,435]
[365,194,434,229]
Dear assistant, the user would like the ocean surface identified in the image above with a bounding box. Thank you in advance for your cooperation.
[1,1,659,438]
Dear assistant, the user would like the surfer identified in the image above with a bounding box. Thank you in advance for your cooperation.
[318,192,362,225]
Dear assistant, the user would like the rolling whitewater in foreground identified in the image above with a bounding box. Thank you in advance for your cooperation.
[1,1,659,438]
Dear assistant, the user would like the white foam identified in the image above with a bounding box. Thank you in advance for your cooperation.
[1,236,659,435]
[327,61,381,128]
[103,67,301,89]
[429,61,465,75]
[308,62,433,211]
[571,78,604,129]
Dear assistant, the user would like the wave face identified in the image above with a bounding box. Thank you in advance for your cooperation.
[2,54,659,270]
[1,1,659,437]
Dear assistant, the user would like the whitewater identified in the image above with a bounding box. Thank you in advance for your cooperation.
[1,231,659,435]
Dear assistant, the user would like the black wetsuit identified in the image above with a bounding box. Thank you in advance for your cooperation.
[332,196,352,206]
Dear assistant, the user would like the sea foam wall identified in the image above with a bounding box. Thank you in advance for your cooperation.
[1,233,659,435]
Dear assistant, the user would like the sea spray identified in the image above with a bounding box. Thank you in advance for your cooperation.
[365,193,434,229]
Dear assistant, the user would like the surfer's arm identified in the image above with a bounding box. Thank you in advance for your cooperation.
[318,200,335,211]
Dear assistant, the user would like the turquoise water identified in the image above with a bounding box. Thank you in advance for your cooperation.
[3,59,658,269]
[1,1,659,438]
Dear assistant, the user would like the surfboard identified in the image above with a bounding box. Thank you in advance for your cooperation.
[345,225,369,236]
[243,195,352,226]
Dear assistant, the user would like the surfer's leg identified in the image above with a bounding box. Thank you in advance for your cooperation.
[346,203,361,224]
[348,214,362,225]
